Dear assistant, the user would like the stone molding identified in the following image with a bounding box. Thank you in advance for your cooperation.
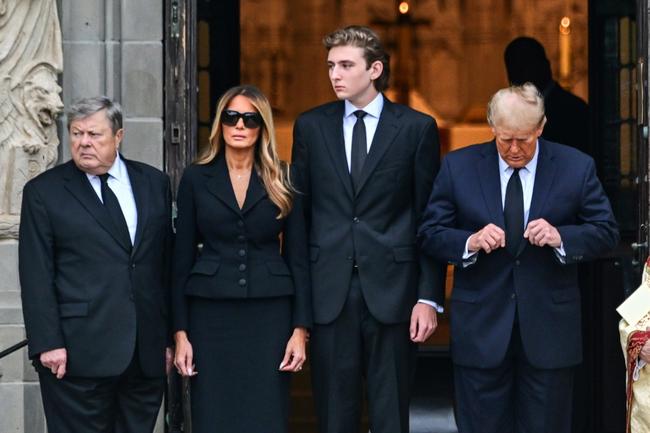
[0,0,64,239]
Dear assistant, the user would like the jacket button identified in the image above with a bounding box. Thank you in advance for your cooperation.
[237,220,244,228]
[238,278,247,286]
[511,293,516,299]
[515,260,520,266]
[239,264,246,272]
[353,217,359,223]
[237,235,245,242]
[238,249,246,257]
[129,293,135,301]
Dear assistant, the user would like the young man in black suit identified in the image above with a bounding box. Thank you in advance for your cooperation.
[291,25,445,433]
[19,96,173,433]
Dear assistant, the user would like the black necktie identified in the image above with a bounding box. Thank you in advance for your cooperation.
[504,168,524,256]
[99,173,132,249]
[350,110,367,190]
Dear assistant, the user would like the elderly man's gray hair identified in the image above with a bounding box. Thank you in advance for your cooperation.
[487,83,546,130]
[67,96,123,134]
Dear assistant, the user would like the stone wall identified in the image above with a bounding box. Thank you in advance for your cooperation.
[0,1,165,432]
[58,0,164,167]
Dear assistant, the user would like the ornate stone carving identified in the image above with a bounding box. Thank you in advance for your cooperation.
[0,0,63,239]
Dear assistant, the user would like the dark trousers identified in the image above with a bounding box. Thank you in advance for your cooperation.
[36,351,165,433]
[453,322,574,433]
[310,271,415,433]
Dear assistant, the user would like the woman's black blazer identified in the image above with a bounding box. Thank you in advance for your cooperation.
[172,154,312,331]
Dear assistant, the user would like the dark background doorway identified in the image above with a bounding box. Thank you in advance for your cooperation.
[163,0,650,431]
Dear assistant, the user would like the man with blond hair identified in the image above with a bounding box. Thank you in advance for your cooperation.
[418,83,618,433]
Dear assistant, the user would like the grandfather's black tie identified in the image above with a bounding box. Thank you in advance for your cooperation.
[504,168,524,256]
[350,110,367,190]
[99,173,132,249]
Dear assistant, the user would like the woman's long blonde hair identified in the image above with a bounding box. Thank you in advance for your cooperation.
[196,85,293,218]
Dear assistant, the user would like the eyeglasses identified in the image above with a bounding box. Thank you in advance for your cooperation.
[221,110,263,129]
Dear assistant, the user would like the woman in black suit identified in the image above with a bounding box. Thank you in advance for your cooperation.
[172,85,311,432]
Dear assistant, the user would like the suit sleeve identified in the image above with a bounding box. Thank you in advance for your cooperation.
[413,118,447,305]
[284,166,312,328]
[290,116,311,229]
[418,155,475,265]
[171,169,199,332]
[556,158,620,263]
[163,176,174,344]
[19,181,65,358]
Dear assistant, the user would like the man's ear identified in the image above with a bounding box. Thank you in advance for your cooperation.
[114,128,124,149]
[369,60,383,81]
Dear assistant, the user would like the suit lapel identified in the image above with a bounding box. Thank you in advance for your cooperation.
[528,140,557,223]
[478,142,505,229]
[124,158,149,254]
[204,155,244,214]
[63,161,131,253]
[241,170,267,214]
[355,97,401,196]
[319,102,354,199]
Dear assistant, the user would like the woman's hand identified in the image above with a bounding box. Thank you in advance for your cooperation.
[174,330,198,377]
[279,327,308,372]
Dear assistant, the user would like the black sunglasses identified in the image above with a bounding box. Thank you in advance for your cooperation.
[221,110,263,129]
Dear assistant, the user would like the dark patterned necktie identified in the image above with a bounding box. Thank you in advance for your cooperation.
[504,168,524,256]
[99,173,132,249]
[350,110,367,190]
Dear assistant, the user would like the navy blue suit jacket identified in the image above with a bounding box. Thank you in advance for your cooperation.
[418,139,618,369]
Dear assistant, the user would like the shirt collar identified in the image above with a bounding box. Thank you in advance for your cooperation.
[90,153,127,183]
[344,92,384,119]
[498,140,540,175]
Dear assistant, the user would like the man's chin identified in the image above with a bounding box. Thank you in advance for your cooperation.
[74,160,100,174]
[333,90,347,100]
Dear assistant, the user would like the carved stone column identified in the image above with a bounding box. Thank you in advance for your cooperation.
[0,0,64,239]
[0,1,63,433]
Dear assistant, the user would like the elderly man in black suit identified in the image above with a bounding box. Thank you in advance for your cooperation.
[19,96,173,433]
[291,25,445,433]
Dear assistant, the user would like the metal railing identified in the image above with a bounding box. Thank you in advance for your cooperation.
[0,339,27,360]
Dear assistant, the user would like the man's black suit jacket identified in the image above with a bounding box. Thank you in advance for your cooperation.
[292,96,445,325]
[19,158,172,378]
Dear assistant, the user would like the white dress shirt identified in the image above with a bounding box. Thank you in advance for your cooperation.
[463,141,565,265]
[86,154,138,244]
[342,93,441,312]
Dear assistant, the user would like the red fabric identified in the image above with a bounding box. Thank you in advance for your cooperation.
[627,330,650,433]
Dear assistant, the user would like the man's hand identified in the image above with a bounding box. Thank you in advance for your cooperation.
[524,218,562,248]
[40,348,67,379]
[468,223,506,254]
[410,303,438,343]
[174,331,197,377]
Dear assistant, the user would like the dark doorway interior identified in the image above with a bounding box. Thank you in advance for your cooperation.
[196,0,240,154]
[162,0,650,432]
